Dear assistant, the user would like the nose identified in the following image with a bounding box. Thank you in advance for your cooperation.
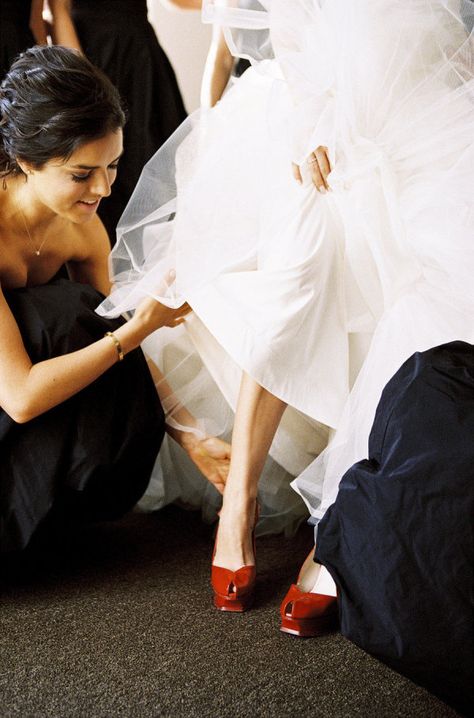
[90,170,112,198]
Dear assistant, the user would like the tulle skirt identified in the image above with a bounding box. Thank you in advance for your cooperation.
[99,0,474,532]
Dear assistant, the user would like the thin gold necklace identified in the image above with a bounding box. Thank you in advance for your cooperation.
[15,199,49,257]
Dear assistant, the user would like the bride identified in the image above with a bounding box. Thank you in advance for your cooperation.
[99,0,474,617]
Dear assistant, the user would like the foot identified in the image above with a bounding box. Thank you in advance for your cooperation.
[297,550,337,597]
[212,497,257,572]
[279,549,338,637]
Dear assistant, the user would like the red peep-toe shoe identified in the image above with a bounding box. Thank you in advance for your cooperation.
[280,553,339,637]
[211,506,258,612]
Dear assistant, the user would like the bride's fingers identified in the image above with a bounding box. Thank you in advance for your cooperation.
[314,146,331,189]
[292,162,303,185]
[308,152,326,193]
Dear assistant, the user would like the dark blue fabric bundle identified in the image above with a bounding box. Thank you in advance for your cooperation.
[316,342,474,716]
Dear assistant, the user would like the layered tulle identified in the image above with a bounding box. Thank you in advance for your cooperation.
[98,0,474,530]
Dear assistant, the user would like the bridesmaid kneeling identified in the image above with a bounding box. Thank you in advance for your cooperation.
[0,46,210,553]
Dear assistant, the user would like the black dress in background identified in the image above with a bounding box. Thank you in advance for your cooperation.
[0,280,165,553]
[0,0,34,79]
[71,0,187,242]
[316,342,474,716]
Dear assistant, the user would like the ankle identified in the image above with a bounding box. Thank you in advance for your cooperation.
[222,483,257,505]
[220,494,257,522]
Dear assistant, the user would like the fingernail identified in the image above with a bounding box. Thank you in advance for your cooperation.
[319,186,327,194]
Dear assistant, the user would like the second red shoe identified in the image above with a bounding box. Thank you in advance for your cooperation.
[280,583,338,637]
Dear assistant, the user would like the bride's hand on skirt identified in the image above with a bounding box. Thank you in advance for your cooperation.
[292,146,331,193]
[184,435,231,495]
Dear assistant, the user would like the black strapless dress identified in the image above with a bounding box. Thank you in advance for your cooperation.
[315,342,474,716]
[71,0,187,242]
[0,0,34,79]
[0,279,165,553]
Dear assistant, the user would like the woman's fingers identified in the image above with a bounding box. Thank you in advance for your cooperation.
[293,146,331,193]
[308,153,326,192]
[308,145,331,192]
[167,302,192,327]
[174,301,192,318]
[314,146,331,189]
[292,162,303,185]
[187,436,231,495]
[154,268,177,296]
[174,303,192,323]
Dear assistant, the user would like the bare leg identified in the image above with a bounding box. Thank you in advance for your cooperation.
[213,371,287,571]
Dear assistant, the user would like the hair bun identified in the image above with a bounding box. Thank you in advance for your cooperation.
[0,45,125,179]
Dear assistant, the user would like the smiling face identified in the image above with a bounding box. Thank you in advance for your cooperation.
[18,130,124,223]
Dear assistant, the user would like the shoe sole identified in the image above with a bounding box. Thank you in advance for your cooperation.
[213,594,254,612]
[280,614,339,638]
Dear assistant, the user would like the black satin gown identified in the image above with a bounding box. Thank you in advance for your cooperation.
[0,0,34,79]
[71,0,187,242]
[316,341,474,716]
[0,279,165,553]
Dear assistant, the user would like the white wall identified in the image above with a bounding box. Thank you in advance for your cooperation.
[148,2,212,112]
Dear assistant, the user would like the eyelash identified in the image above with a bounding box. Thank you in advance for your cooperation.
[71,164,120,183]
[71,174,90,183]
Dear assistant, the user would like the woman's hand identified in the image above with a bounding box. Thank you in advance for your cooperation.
[181,434,231,495]
[132,296,192,334]
[111,295,191,361]
[292,145,331,193]
[147,358,230,494]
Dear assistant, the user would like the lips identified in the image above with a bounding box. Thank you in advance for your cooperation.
[77,198,100,212]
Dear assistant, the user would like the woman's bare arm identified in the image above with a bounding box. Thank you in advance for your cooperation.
[0,282,189,424]
[0,215,188,424]
[29,0,49,44]
[48,0,82,51]
[201,27,234,108]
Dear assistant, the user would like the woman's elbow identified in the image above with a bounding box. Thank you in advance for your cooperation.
[2,397,40,424]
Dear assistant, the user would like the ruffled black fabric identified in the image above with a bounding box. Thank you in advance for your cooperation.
[71,0,187,241]
[0,0,34,79]
[316,341,474,716]
[0,279,165,553]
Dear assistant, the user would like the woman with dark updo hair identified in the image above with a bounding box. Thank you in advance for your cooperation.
[0,45,228,554]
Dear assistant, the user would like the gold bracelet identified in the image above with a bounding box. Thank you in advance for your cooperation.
[104,331,124,362]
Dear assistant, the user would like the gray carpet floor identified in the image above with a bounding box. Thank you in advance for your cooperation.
[0,507,460,718]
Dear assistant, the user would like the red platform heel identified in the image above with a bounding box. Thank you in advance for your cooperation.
[280,551,339,637]
[211,505,258,612]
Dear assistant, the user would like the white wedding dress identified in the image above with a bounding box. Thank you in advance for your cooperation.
[99,0,474,534]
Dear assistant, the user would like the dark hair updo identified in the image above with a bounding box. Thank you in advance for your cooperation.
[0,45,126,178]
